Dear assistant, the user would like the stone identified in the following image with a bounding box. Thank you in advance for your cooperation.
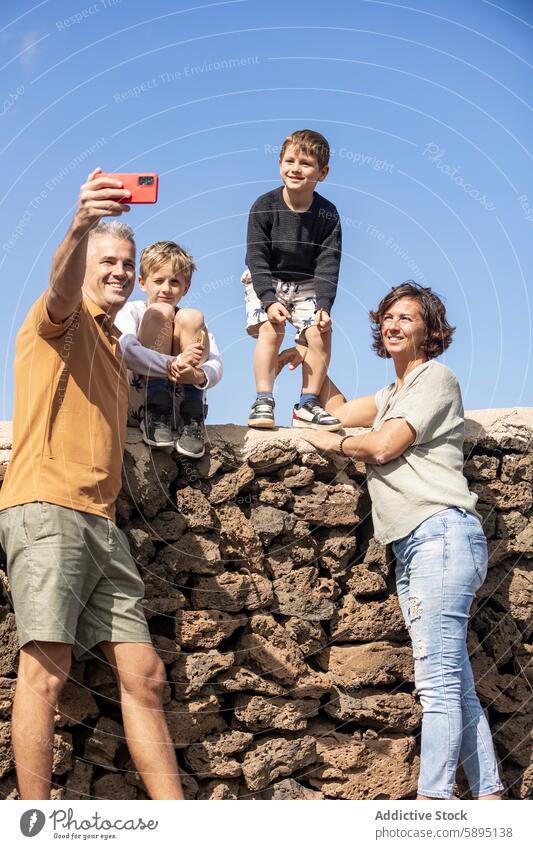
[175,486,217,532]
[146,510,187,541]
[184,730,253,778]
[208,464,255,505]
[318,529,358,577]
[165,695,226,747]
[241,735,317,791]
[496,511,529,539]
[500,454,533,484]
[463,455,499,481]
[273,567,339,620]
[471,605,523,668]
[247,443,298,473]
[85,661,119,701]
[283,618,328,658]
[345,563,388,596]
[152,634,182,666]
[471,480,533,512]
[197,779,240,799]
[56,681,99,727]
[268,778,324,800]
[65,759,93,800]
[122,441,177,517]
[0,772,18,799]
[171,650,235,697]
[469,641,531,714]
[93,773,137,800]
[293,481,362,527]
[215,503,264,572]
[237,614,306,684]
[125,526,156,567]
[0,613,18,676]
[213,666,286,697]
[233,694,320,731]
[84,718,124,769]
[249,504,292,543]
[267,530,319,578]
[280,464,315,489]
[52,731,74,776]
[0,678,15,718]
[289,670,333,699]
[493,711,533,768]
[330,594,407,642]
[478,561,533,639]
[253,478,293,508]
[318,643,414,688]
[166,531,224,574]
[191,572,273,612]
[307,729,418,799]
[324,687,422,732]
[176,609,246,648]
[0,720,14,778]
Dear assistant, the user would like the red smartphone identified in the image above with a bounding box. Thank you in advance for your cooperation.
[101,173,159,203]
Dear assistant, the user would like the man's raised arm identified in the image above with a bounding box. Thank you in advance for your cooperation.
[46,168,131,323]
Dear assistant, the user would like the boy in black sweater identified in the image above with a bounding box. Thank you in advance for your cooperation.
[243,129,342,430]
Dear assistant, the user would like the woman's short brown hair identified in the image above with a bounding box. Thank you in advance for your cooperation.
[369,281,455,359]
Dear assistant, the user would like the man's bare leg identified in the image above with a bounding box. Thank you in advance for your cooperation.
[12,642,72,799]
[100,641,184,800]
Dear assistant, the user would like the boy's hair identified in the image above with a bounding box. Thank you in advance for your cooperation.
[369,281,456,359]
[279,129,330,169]
[139,240,197,284]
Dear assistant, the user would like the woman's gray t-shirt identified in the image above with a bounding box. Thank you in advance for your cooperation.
[367,360,480,544]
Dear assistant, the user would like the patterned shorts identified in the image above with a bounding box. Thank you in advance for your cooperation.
[241,268,317,340]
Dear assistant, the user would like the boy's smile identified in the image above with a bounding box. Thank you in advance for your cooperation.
[279,144,329,196]
[139,260,190,307]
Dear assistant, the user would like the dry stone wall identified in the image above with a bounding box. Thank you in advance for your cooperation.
[0,409,532,800]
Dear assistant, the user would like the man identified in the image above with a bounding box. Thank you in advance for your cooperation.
[0,169,184,800]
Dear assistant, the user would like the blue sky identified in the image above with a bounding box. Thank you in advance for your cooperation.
[1,0,532,424]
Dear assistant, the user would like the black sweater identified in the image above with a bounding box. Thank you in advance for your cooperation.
[245,187,342,313]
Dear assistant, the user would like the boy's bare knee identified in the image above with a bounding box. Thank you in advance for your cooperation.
[304,325,327,346]
[145,302,175,322]
[175,307,204,329]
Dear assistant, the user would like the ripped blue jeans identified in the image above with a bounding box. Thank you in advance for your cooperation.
[392,508,504,799]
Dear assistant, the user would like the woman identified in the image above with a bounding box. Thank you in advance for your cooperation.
[299,281,503,800]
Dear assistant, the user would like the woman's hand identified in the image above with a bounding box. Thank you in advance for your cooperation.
[276,345,307,375]
[298,428,342,453]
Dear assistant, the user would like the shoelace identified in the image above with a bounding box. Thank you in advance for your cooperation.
[183,418,202,438]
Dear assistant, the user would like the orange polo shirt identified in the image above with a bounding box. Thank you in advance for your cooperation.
[0,291,128,521]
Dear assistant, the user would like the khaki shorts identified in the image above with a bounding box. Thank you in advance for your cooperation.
[0,502,151,661]
[241,268,317,340]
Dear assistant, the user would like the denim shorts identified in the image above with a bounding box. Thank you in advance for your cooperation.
[0,502,152,661]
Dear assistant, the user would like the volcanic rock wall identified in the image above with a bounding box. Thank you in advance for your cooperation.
[0,409,532,800]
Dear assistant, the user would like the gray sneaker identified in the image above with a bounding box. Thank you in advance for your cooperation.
[176,399,205,458]
[140,391,174,447]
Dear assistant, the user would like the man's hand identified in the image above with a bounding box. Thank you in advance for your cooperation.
[298,428,342,453]
[73,168,131,232]
[179,340,204,368]
[315,309,332,333]
[267,302,290,325]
